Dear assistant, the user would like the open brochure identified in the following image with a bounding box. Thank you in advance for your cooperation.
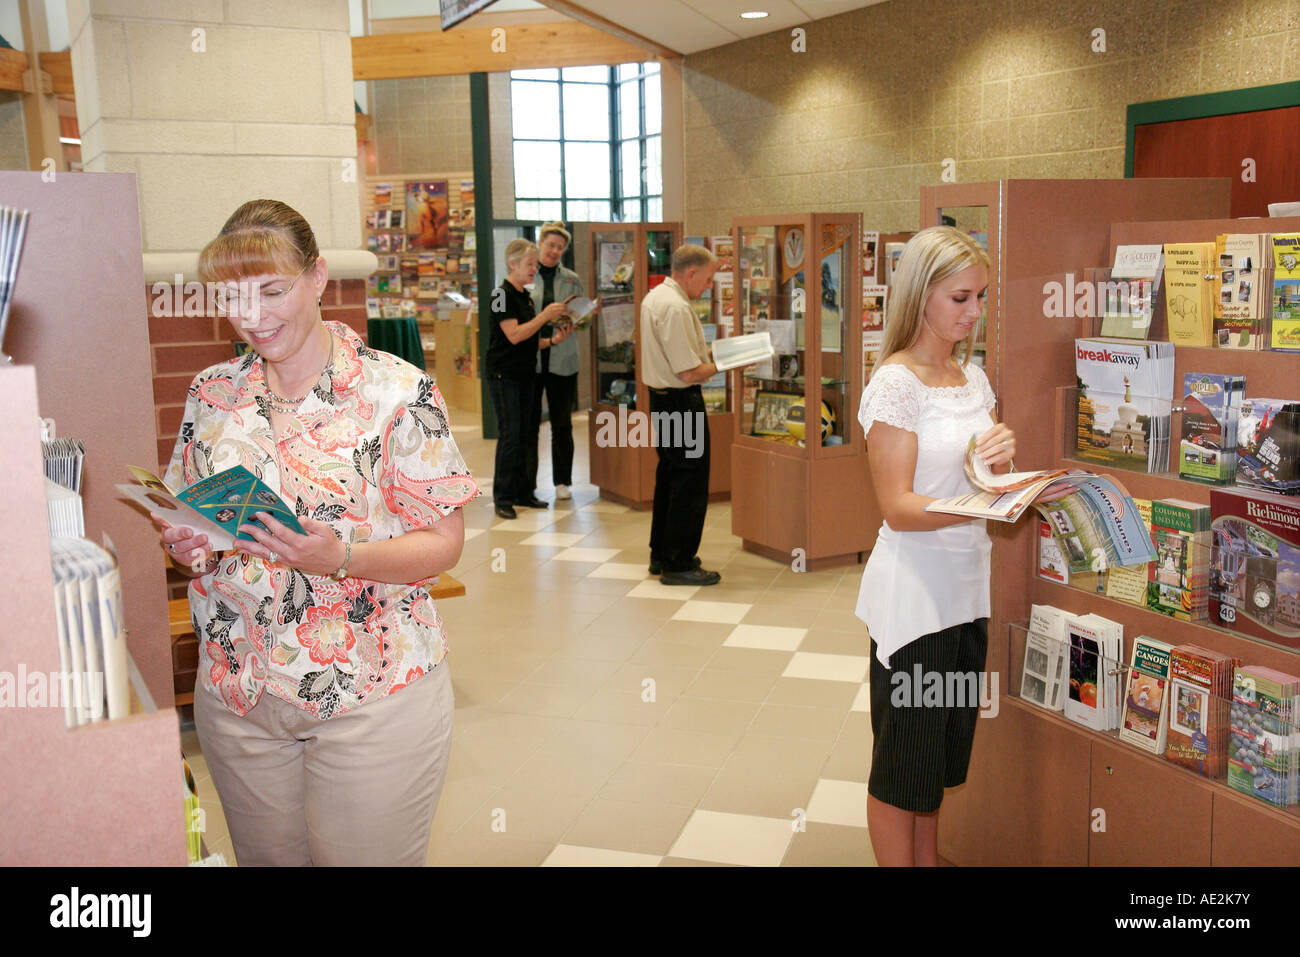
[116,465,305,552]
[924,435,1156,573]
[712,331,775,372]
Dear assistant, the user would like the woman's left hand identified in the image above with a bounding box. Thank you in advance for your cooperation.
[237,513,347,577]
[974,423,1016,469]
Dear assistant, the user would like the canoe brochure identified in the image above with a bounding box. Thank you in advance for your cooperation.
[116,465,304,552]
[924,435,1156,573]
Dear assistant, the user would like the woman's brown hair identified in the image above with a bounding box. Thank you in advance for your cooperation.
[198,199,319,283]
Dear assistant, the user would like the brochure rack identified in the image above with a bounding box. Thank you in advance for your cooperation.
[915,179,1300,866]
[0,172,185,864]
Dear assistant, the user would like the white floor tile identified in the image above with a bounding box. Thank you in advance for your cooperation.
[782,652,868,683]
[626,579,698,601]
[541,845,663,867]
[492,511,561,531]
[588,562,652,580]
[555,547,623,563]
[668,810,795,867]
[806,778,869,828]
[723,624,807,651]
[463,528,487,542]
[673,601,752,624]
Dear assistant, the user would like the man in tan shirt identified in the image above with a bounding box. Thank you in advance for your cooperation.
[640,244,721,585]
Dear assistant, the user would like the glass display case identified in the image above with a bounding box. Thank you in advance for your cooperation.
[728,213,881,568]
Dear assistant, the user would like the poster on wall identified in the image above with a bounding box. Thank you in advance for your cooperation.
[407,181,450,250]
[862,230,879,280]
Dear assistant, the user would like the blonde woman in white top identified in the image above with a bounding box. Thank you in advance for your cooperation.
[855,226,1016,866]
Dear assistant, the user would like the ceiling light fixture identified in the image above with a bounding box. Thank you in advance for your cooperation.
[740,11,769,19]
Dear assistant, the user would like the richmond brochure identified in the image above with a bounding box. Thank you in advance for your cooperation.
[924,436,1157,573]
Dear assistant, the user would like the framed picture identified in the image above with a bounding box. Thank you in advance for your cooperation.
[752,390,798,436]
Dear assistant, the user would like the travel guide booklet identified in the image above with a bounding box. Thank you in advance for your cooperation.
[1166,643,1238,778]
[1119,635,1174,753]
[1269,233,1300,352]
[1214,232,1270,350]
[1178,372,1244,485]
[1074,338,1174,474]
[116,465,304,552]
[1099,245,1163,338]
[924,437,1157,574]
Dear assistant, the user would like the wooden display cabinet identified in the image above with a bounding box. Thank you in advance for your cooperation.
[914,179,1300,866]
[578,222,733,508]
[728,213,881,569]
[433,307,480,414]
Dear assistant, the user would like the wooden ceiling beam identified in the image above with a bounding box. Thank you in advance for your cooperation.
[351,20,663,80]
[0,49,29,93]
[535,1,681,59]
[39,50,74,96]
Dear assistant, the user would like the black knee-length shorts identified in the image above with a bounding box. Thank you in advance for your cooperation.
[868,618,989,814]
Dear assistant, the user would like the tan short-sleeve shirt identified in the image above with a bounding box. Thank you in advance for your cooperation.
[640,277,709,389]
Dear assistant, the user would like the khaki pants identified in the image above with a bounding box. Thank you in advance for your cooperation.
[194,661,454,866]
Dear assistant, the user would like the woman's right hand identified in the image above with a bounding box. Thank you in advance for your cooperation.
[539,300,569,323]
[150,513,215,572]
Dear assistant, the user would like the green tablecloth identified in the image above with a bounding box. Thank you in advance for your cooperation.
[367,317,427,372]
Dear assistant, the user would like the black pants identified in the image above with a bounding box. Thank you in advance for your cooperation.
[523,372,576,490]
[648,385,710,573]
[487,373,536,506]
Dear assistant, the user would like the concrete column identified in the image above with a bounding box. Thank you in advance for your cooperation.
[67,0,363,267]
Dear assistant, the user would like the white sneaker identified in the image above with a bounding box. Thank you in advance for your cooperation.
[555,484,571,500]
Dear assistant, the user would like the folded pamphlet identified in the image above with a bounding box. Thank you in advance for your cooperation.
[712,331,775,372]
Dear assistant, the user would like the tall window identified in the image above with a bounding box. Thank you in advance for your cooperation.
[510,62,662,223]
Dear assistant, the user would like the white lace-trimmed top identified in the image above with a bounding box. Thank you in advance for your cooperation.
[855,361,998,667]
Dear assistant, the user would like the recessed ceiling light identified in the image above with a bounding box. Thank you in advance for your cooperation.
[740,11,769,19]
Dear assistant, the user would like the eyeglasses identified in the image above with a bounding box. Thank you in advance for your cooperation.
[214,262,313,317]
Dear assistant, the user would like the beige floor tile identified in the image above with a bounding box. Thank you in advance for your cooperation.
[519,531,588,547]
[430,779,500,835]
[782,823,877,867]
[668,810,795,867]
[551,633,647,663]
[493,682,600,718]
[452,710,561,750]
[502,749,623,799]
[820,736,871,783]
[534,719,651,763]
[838,710,873,743]
[768,569,844,592]
[704,646,795,674]
[682,668,778,703]
[753,589,833,610]
[749,703,847,740]
[723,623,807,651]
[741,605,817,629]
[702,585,766,604]
[698,741,825,819]
[427,830,556,867]
[629,638,720,670]
[662,696,761,735]
[588,562,653,581]
[652,619,735,646]
[811,608,870,634]
[626,578,700,601]
[566,576,641,596]
[658,856,739,866]
[572,689,676,726]
[542,845,662,867]
[526,655,624,691]
[672,599,752,624]
[603,660,699,697]
[782,651,869,683]
[629,726,741,767]
[591,597,681,628]
[797,628,871,657]
[598,760,720,807]
[448,676,522,709]
[455,788,595,844]
[445,737,536,784]
[766,676,861,710]
[535,590,628,618]
[851,683,871,712]
[561,799,694,855]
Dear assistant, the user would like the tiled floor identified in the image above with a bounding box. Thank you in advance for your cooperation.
[181,411,879,866]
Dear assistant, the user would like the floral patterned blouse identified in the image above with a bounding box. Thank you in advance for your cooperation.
[164,321,478,719]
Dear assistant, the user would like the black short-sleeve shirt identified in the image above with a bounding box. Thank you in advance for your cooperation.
[486,280,539,379]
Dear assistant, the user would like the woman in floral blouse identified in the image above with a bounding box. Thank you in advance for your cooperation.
[151,199,478,865]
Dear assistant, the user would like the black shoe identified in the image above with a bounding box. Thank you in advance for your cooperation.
[494,504,517,519]
[660,567,721,586]
[649,556,702,576]
[518,496,549,509]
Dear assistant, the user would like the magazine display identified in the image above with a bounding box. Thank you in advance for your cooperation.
[1064,613,1123,731]
[116,465,305,552]
[1074,338,1174,474]
[1118,635,1174,753]
[1178,372,1244,485]
[1208,488,1300,650]
[1227,665,1299,807]
[1020,604,1069,712]
[49,537,130,727]
[1270,233,1300,352]
[1166,644,1238,778]
[924,436,1157,574]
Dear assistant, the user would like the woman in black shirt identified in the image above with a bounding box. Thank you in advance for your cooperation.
[485,238,571,519]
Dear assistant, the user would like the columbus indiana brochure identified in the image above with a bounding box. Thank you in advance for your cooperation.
[924,436,1156,573]
[116,465,305,552]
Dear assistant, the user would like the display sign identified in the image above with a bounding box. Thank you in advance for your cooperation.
[440,0,500,30]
